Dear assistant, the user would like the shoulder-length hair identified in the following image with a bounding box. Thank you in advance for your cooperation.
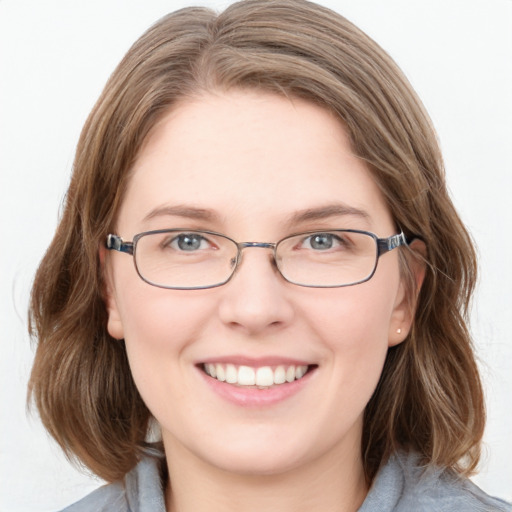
[28,0,484,483]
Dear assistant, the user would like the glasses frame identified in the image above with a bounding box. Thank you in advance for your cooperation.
[106,228,407,290]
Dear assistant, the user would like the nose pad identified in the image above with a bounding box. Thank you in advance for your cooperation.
[229,242,280,273]
[229,244,279,278]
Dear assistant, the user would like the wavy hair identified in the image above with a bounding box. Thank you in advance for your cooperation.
[28,0,484,483]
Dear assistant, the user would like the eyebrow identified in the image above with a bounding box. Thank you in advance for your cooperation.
[286,203,371,225]
[143,204,220,223]
[142,202,370,228]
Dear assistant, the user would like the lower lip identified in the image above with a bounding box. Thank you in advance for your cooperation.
[198,366,316,407]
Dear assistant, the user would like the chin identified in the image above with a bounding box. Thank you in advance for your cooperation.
[163,425,313,477]
[205,445,307,477]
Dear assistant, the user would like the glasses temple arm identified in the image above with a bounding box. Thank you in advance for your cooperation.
[377,232,408,256]
[106,234,134,255]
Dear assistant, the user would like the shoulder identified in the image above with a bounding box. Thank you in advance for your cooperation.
[59,450,166,512]
[59,480,126,512]
[359,451,511,512]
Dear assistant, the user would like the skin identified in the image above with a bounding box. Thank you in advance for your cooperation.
[103,90,422,512]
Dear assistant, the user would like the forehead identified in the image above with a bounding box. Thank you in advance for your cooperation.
[118,90,393,237]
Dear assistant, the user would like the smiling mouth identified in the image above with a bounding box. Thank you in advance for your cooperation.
[201,363,316,389]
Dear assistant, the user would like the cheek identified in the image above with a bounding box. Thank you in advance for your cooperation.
[303,273,399,386]
[308,281,397,347]
[114,286,213,391]
[117,283,213,341]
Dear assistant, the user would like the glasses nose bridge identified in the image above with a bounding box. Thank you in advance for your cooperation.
[238,241,276,250]
[234,241,278,270]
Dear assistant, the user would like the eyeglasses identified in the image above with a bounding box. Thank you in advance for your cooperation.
[106,229,407,290]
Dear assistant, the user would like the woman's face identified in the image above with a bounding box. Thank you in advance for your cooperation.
[105,90,413,476]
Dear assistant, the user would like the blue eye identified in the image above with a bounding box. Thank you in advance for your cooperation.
[171,233,209,251]
[305,233,341,250]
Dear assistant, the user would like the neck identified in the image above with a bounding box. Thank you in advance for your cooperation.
[163,437,368,512]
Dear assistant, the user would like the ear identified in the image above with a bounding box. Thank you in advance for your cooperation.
[99,246,125,340]
[388,239,426,347]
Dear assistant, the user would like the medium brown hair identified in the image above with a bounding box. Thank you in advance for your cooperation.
[28,0,484,483]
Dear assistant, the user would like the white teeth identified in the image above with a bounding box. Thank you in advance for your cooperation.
[204,363,309,387]
[225,364,237,384]
[207,363,216,378]
[295,365,307,379]
[216,364,226,382]
[274,365,286,384]
[285,366,296,383]
[238,365,256,385]
[256,367,274,387]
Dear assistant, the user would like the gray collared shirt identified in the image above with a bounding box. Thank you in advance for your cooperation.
[61,450,511,512]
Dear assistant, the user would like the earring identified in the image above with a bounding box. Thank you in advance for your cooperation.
[396,328,402,334]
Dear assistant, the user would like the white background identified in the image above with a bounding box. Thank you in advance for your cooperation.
[1,0,511,510]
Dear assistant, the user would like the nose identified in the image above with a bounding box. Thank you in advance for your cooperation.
[217,246,295,335]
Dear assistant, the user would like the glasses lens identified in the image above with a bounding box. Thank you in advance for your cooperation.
[276,231,378,287]
[134,230,238,289]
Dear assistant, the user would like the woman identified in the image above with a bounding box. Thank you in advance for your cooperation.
[28,0,511,510]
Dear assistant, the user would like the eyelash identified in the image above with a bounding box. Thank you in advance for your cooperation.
[157,230,355,253]
[298,233,347,251]
[164,233,214,251]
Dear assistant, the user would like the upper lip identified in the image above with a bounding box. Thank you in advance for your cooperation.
[197,355,316,367]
